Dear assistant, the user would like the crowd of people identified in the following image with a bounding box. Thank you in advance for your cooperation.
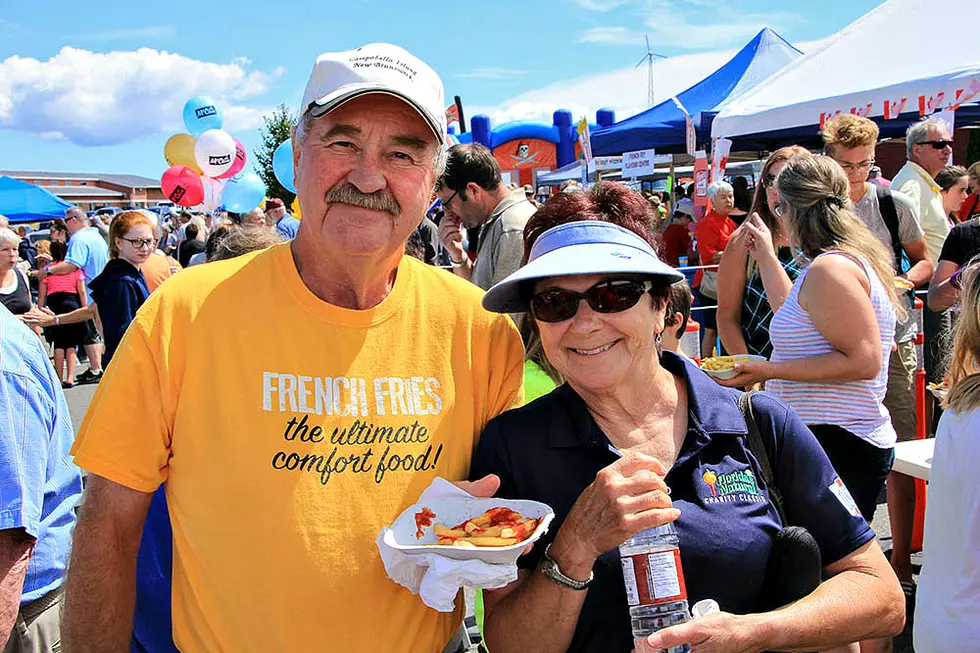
[1,41,979,653]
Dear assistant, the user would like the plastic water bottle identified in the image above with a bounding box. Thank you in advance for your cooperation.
[619,523,691,653]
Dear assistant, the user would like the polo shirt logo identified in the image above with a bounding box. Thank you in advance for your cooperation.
[701,467,765,504]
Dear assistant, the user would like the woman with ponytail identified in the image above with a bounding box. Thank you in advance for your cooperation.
[720,155,905,523]
[914,261,980,652]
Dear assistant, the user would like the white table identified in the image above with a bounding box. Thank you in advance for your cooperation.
[892,438,935,481]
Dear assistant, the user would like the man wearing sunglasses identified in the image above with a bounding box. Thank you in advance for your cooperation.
[892,117,954,266]
[436,143,538,290]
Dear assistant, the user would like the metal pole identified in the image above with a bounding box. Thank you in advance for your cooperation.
[455,96,466,133]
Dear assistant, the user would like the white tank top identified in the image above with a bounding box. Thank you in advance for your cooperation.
[767,251,897,448]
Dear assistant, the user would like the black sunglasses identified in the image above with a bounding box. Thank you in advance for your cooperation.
[762,172,777,187]
[918,139,954,150]
[529,279,654,323]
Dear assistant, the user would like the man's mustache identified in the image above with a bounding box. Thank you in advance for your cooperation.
[326,183,401,216]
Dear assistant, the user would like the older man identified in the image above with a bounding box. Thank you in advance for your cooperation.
[45,206,108,383]
[61,43,524,653]
[267,197,301,240]
[436,143,537,290]
[1,305,83,653]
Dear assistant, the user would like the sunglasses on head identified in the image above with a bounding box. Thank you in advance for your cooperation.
[919,139,954,150]
[529,279,654,323]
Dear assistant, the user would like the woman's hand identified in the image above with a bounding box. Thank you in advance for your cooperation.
[549,451,679,574]
[742,213,776,261]
[647,611,764,653]
[716,360,775,388]
[20,306,56,328]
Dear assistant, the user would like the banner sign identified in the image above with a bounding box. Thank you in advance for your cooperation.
[622,148,657,178]
[693,150,709,211]
[710,138,732,183]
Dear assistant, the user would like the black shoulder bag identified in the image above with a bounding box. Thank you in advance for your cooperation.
[739,392,823,612]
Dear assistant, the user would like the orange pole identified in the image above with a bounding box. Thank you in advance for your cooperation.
[911,299,927,552]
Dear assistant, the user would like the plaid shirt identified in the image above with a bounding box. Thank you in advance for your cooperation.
[741,247,804,357]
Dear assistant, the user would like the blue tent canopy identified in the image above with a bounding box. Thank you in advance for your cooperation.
[0,176,73,224]
[591,28,802,156]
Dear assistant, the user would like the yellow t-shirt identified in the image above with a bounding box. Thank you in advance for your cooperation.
[72,243,524,653]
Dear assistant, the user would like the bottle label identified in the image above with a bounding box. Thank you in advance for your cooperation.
[621,557,641,607]
[623,547,687,606]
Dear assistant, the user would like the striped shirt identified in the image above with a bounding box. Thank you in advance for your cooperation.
[767,252,897,448]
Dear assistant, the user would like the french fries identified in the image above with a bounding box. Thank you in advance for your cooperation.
[701,355,739,371]
[429,507,539,548]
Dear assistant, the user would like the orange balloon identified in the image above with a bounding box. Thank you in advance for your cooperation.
[164,133,202,174]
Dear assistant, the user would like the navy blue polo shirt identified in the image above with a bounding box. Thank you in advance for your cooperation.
[471,351,874,653]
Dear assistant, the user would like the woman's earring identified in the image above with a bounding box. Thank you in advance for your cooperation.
[655,331,663,349]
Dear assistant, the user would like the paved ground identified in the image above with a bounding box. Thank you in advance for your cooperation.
[62,363,919,652]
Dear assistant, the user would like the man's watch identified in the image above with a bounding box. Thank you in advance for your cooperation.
[539,543,593,590]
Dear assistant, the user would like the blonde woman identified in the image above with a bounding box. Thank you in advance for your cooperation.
[721,156,906,525]
[914,262,980,652]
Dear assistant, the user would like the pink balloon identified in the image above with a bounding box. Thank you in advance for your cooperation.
[216,138,247,179]
[161,165,205,207]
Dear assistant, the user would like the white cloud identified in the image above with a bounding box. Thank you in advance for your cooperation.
[69,26,177,42]
[0,47,277,146]
[468,45,739,126]
[578,27,645,44]
[575,0,801,50]
[570,0,633,11]
[454,67,526,80]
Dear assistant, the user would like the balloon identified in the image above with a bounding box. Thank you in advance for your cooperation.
[164,133,202,174]
[161,166,205,207]
[222,172,266,213]
[291,196,302,220]
[272,140,296,193]
[200,177,224,211]
[182,95,223,137]
[216,138,247,179]
[194,129,237,177]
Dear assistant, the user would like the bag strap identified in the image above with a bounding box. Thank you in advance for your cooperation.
[738,391,788,526]
[875,186,905,273]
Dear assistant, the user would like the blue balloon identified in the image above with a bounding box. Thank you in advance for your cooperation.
[222,172,266,213]
[182,95,223,137]
[272,140,296,193]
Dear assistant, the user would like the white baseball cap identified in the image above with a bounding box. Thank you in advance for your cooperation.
[299,43,446,144]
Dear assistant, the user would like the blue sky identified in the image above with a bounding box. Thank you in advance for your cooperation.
[0,0,883,180]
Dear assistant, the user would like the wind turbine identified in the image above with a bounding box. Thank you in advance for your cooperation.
[635,35,667,108]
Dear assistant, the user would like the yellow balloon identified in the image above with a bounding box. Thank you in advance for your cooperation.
[164,133,202,174]
[291,196,301,220]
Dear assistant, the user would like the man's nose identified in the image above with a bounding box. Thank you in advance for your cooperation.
[346,152,387,195]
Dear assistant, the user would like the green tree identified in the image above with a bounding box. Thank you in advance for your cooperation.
[254,103,297,204]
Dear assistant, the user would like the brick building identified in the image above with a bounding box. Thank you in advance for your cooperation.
[0,170,165,211]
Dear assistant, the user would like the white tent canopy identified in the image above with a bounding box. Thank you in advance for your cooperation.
[711,0,980,140]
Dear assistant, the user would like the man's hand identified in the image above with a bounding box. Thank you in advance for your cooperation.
[20,306,56,328]
[437,214,467,264]
[453,474,500,498]
[647,611,764,653]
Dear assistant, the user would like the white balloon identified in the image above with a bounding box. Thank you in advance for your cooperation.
[194,129,237,178]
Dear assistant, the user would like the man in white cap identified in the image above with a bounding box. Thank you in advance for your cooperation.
[62,43,524,653]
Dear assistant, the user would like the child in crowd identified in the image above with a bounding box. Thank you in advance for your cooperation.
[661,279,693,358]
[38,240,88,388]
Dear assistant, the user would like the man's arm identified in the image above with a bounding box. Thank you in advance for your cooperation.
[45,261,80,276]
[928,260,962,312]
[0,528,34,650]
[62,475,154,653]
[900,238,934,288]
